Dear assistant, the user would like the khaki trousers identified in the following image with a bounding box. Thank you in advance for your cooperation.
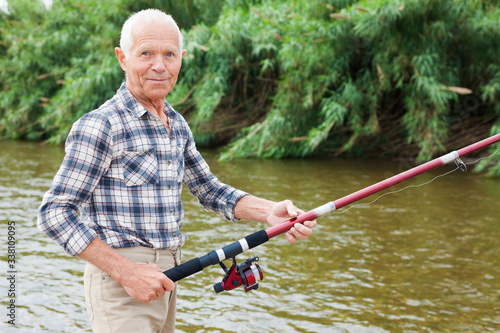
[84,246,181,333]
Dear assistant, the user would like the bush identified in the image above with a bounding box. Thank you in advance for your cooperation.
[0,0,223,142]
[174,0,500,165]
[0,0,498,174]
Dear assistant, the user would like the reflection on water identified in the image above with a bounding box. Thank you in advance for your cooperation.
[1,141,499,332]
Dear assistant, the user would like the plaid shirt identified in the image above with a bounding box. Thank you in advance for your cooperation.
[38,83,247,256]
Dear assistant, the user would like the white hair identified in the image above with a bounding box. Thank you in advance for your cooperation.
[119,9,184,57]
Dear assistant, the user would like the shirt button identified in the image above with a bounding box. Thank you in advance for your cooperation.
[167,161,172,166]
[173,232,177,237]
[167,185,172,190]
[170,209,174,213]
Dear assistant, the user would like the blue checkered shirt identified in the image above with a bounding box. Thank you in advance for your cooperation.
[37,83,247,256]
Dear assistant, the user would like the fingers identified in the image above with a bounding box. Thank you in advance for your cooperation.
[283,199,299,218]
[162,275,175,292]
[122,263,176,303]
[146,274,175,302]
[271,199,296,219]
[284,220,317,243]
[269,200,318,243]
[145,277,175,303]
[139,278,174,303]
[291,222,312,239]
[147,262,176,290]
[283,231,297,244]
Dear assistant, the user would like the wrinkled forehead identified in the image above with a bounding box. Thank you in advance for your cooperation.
[131,20,181,50]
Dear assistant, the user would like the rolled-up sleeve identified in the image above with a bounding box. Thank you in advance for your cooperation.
[37,112,113,256]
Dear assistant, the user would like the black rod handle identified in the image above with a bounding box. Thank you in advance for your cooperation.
[163,230,269,282]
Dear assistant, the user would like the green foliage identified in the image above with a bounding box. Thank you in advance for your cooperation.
[214,0,498,164]
[0,0,499,175]
[175,0,498,174]
[0,0,224,141]
[126,0,223,28]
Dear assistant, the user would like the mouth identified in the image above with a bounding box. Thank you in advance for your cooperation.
[148,78,168,82]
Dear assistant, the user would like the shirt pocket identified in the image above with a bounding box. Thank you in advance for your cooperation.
[121,148,159,186]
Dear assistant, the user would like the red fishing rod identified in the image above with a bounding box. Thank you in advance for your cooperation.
[164,133,500,292]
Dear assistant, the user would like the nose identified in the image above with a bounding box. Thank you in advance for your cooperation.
[151,55,166,73]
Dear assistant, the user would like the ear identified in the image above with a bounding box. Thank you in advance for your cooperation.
[181,49,187,58]
[115,47,127,71]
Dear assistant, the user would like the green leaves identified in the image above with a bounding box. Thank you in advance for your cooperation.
[0,0,124,141]
[0,0,498,175]
[212,0,499,172]
[0,0,225,143]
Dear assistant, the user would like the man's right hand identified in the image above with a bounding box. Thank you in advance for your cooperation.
[119,262,175,303]
[77,238,175,303]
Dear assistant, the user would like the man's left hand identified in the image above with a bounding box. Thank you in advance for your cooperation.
[267,200,317,243]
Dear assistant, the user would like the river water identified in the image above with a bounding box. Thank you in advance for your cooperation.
[0,140,499,333]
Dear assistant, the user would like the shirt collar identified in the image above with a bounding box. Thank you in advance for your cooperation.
[117,83,178,122]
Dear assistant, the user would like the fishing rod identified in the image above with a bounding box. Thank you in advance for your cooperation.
[164,133,500,292]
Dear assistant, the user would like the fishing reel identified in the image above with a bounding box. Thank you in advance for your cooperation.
[213,256,263,293]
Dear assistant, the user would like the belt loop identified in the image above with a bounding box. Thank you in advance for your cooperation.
[155,250,160,264]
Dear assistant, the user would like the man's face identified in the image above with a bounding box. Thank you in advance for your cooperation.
[115,20,186,105]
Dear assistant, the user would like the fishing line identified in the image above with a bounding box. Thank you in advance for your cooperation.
[257,147,500,251]
[464,147,500,165]
[335,147,499,215]
[334,167,459,215]
[256,167,454,253]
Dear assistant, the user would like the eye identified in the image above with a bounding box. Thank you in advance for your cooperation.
[166,52,174,57]
[141,51,150,56]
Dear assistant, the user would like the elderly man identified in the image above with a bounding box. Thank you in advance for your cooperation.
[38,8,316,333]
